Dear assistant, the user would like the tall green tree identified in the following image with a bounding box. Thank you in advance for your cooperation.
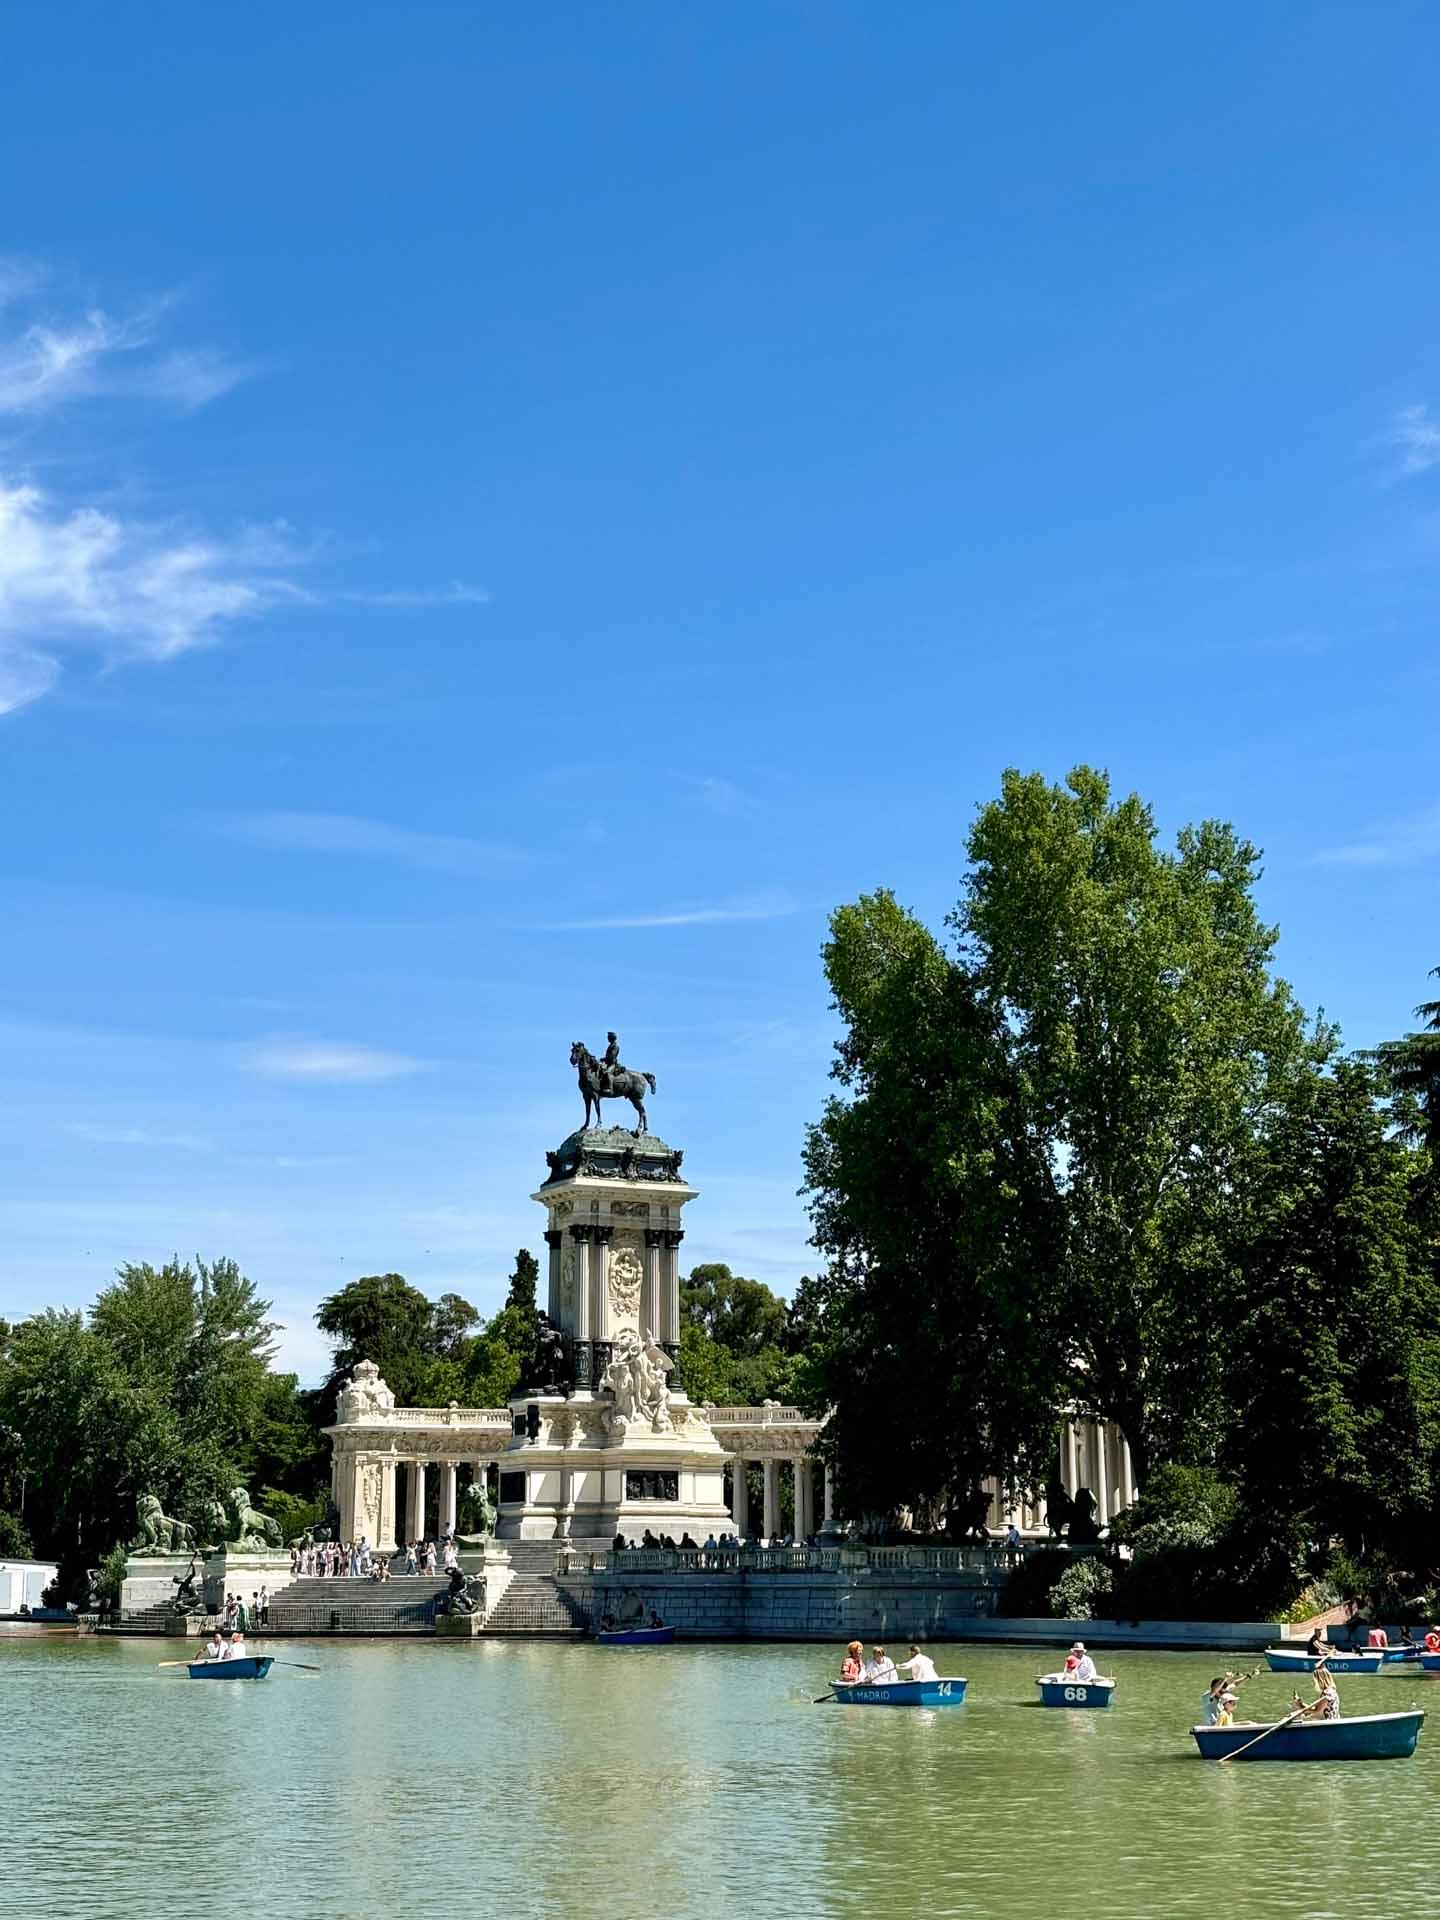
[802,888,1066,1523]
[1375,965,1440,1154]
[678,1264,797,1405]
[960,766,1315,1480]
[1224,1058,1440,1603]
[313,1272,472,1410]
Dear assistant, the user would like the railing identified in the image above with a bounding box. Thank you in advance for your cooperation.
[603,1544,1026,1576]
[339,1407,513,1429]
[703,1406,818,1426]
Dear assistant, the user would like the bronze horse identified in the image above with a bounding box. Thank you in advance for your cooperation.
[570,1041,656,1133]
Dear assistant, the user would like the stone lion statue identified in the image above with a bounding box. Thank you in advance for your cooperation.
[196,1486,284,1551]
[226,1486,284,1550]
[131,1492,196,1555]
[458,1479,496,1537]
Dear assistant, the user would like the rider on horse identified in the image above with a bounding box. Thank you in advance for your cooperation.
[601,1031,622,1094]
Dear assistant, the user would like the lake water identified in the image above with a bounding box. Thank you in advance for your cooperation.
[2,1629,1438,1920]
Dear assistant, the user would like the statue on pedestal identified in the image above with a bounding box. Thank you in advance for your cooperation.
[458,1478,496,1538]
[336,1359,396,1422]
[199,1485,284,1552]
[130,1492,196,1555]
[570,1037,658,1134]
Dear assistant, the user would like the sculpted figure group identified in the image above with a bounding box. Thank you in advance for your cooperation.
[602,1326,674,1435]
[130,1483,284,1556]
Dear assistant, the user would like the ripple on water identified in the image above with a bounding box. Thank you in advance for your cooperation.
[2,1639,1439,1920]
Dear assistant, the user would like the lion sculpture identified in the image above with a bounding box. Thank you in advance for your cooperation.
[197,1486,284,1551]
[131,1492,196,1555]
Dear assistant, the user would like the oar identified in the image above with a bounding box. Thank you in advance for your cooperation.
[269,1660,322,1672]
[812,1689,837,1703]
[1217,1705,1308,1763]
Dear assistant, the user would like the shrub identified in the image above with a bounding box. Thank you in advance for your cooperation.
[1049,1556,1115,1620]
[999,1547,1072,1617]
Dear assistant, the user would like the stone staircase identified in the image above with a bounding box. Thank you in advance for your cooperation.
[481,1573,592,1637]
[264,1575,450,1635]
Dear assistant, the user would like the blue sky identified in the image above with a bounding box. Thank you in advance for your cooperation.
[3,4,1439,1382]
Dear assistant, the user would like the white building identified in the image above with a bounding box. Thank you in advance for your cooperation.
[0,1559,60,1614]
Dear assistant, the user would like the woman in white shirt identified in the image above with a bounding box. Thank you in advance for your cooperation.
[862,1645,899,1683]
[899,1645,938,1682]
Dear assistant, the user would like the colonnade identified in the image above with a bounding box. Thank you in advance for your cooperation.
[726,1455,835,1542]
[335,1452,499,1556]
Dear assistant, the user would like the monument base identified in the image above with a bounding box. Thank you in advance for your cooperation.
[434,1612,484,1637]
[201,1549,296,1612]
[496,1392,732,1543]
[120,1553,204,1615]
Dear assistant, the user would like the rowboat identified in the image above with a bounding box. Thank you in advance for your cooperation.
[1036,1676,1116,1708]
[1264,1648,1385,1675]
[1378,1646,1423,1664]
[831,1676,967,1708]
[186,1656,274,1681]
[1193,1710,1423,1762]
[594,1626,674,1646]
[1420,1653,1440,1673]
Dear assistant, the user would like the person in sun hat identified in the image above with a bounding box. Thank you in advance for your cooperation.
[1068,1641,1098,1683]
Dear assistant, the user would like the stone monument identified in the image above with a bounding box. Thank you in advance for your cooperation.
[496,1034,732,1542]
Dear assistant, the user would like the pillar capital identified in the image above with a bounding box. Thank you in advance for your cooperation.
[543,1228,563,1249]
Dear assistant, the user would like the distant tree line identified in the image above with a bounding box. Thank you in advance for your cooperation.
[800,766,1440,1618]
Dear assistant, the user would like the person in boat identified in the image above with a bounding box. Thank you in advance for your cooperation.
[900,1644,939,1683]
[1294,1661,1340,1721]
[1304,1626,1330,1657]
[1213,1688,1239,1726]
[862,1645,899,1683]
[1201,1677,1230,1726]
[1398,1626,1417,1650]
[1067,1642,1098,1683]
[229,1628,248,1661]
[838,1640,863,1683]
[204,1630,224,1661]
[1425,1627,1440,1654]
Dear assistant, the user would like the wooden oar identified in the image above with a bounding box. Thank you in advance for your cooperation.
[812,1689,837,1703]
[1217,1705,1308,1763]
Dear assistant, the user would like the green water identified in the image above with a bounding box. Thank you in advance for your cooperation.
[2,1630,1438,1920]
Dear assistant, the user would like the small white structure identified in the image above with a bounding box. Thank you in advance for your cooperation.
[0,1559,59,1614]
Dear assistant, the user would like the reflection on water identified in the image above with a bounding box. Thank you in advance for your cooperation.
[1,1632,1438,1920]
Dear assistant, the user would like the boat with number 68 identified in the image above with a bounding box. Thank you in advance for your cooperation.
[1036,1676,1116,1708]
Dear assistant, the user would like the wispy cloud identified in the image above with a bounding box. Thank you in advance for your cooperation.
[533,891,797,930]
[0,480,286,704]
[330,583,491,609]
[0,299,251,417]
[211,810,526,873]
[1312,803,1440,868]
[66,1121,210,1151]
[695,775,759,820]
[1389,404,1440,478]
[242,1042,429,1083]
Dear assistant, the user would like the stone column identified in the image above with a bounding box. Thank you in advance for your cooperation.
[731,1457,750,1537]
[1119,1433,1136,1511]
[762,1457,780,1543]
[439,1461,458,1539]
[591,1224,614,1348]
[823,1463,835,1530]
[378,1451,398,1553]
[569,1226,593,1386]
[336,1446,357,1544]
[794,1459,813,1542]
[544,1228,563,1321]
[406,1458,426,1546]
[660,1229,684,1355]
[643,1229,664,1336]
[1063,1419,1080,1496]
[1094,1423,1110,1527]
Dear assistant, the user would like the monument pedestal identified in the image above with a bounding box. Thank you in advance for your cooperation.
[120,1553,204,1616]
[497,1391,731,1542]
[201,1548,296,1612]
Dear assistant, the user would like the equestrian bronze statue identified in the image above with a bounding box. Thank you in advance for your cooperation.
[570,1036,657,1133]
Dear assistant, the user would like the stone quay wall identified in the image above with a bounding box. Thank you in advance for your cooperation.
[591,1548,1285,1650]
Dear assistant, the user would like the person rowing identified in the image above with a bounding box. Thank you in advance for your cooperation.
[1293,1659,1340,1722]
[899,1644,938,1682]
[204,1629,224,1661]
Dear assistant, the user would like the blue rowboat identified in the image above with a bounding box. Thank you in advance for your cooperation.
[186,1656,274,1681]
[594,1626,674,1646]
[1420,1653,1440,1673]
[1037,1677,1116,1709]
[1193,1710,1423,1762]
[1378,1646,1423,1664]
[832,1677,967,1708]
[1264,1648,1385,1675]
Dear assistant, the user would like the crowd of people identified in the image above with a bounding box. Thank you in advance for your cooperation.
[289,1536,466,1580]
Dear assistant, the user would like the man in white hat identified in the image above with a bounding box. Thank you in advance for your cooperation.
[1068,1641,1098,1683]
